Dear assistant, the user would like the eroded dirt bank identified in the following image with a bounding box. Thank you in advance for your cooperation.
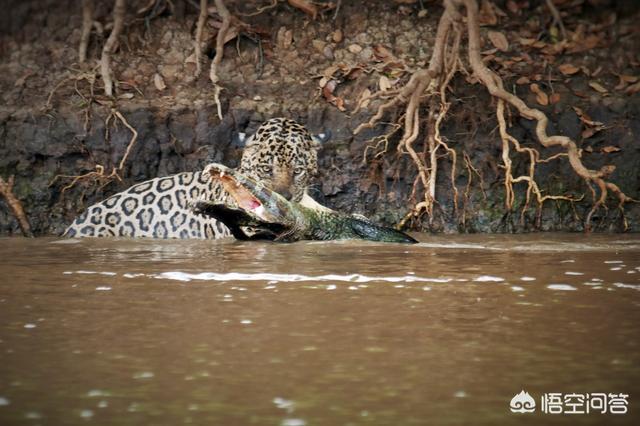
[1,0,639,235]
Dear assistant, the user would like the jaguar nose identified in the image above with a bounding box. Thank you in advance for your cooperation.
[278,187,293,201]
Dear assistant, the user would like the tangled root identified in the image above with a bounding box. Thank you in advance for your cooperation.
[356,0,635,232]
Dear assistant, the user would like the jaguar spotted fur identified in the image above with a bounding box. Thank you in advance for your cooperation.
[63,118,327,239]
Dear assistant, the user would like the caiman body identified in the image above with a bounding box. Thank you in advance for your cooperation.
[193,164,418,244]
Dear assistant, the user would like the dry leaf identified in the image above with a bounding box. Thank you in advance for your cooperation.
[488,31,509,52]
[379,75,392,91]
[516,76,530,85]
[287,0,317,19]
[185,53,197,64]
[118,92,134,100]
[519,38,536,46]
[550,93,561,104]
[322,79,345,111]
[584,146,593,153]
[572,106,602,127]
[589,81,608,94]
[601,146,621,153]
[625,81,640,95]
[358,88,372,109]
[558,64,580,76]
[479,0,498,26]
[154,73,166,91]
[530,83,548,106]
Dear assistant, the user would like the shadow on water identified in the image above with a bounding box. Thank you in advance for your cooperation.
[0,234,638,425]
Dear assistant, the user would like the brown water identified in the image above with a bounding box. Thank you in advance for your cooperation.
[0,235,638,425]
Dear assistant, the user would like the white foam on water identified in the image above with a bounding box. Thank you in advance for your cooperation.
[79,410,94,419]
[547,284,577,291]
[560,260,575,263]
[95,286,111,291]
[24,323,36,329]
[326,284,337,290]
[612,282,640,291]
[604,260,623,264]
[520,276,536,281]
[0,397,9,406]
[153,271,455,284]
[473,275,504,282]
[240,319,253,325]
[133,372,154,379]
[564,271,584,276]
[610,267,623,271]
[511,286,525,292]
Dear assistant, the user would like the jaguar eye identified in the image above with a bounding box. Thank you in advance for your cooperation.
[293,167,305,176]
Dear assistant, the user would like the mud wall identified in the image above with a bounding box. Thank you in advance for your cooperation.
[1,0,639,235]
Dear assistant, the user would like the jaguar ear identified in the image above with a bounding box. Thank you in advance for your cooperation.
[312,129,332,145]
[233,132,248,147]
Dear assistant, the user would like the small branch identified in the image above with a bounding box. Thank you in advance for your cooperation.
[79,0,95,63]
[0,176,33,237]
[100,0,126,97]
[210,0,231,120]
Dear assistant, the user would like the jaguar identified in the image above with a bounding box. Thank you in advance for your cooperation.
[63,118,328,239]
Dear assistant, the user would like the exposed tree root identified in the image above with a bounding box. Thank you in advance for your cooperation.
[0,176,33,237]
[79,0,95,63]
[194,0,208,77]
[100,0,126,97]
[210,0,231,120]
[356,0,635,232]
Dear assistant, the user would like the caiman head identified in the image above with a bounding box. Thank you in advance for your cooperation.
[194,163,305,241]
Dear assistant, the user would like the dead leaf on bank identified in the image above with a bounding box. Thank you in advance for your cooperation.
[379,75,392,91]
[358,88,372,109]
[479,0,498,26]
[550,93,561,104]
[573,106,606,139]
[154,73,166,91]
[613,74,638,91]
[589,81,608,94]
[602,146,621,153]
[118,92,134,100]
[322,79,345,111]
[516,76,530,85]
[287,0,317,19]
[625,81,640,95]
[572,106,602,127]
[488,31,509,52]
[558,63,580,76]
[530,83,548,106]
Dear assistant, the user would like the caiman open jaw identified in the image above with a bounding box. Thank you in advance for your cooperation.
[203,164,279,223]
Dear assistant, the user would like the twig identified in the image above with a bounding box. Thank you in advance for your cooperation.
[0,175,33,237]
[101,0,126,97]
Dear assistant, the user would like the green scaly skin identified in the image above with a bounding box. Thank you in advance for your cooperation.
[193,164,418,244]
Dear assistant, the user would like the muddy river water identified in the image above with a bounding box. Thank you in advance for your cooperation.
[0,234,638,425]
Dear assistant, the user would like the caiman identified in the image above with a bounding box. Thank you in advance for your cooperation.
[192,163,418,244]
